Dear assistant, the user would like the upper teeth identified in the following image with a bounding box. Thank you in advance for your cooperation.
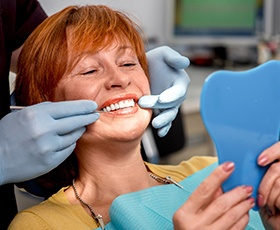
[102,99,135,112]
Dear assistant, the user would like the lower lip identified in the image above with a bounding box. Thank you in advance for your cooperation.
[103,105,138,115]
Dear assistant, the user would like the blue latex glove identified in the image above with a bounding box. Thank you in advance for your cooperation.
[0,100,99,185]
[138,46,190,137]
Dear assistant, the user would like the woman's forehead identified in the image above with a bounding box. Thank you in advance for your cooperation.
[65,34,136,73]
[67,31,133,56]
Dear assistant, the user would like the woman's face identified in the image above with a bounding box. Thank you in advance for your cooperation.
[54,41,152,143]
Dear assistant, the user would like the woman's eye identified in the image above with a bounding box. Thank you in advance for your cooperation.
[123,62,136,67]
[81,69,96,75]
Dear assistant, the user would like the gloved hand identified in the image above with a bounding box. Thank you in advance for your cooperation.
[0,100,99,185]
[138,46,190,137]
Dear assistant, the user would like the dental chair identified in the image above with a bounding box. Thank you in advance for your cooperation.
[14,186,44,212]
[141,108,186,163]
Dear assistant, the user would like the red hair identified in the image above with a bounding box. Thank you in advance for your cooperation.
[15,5,148,105]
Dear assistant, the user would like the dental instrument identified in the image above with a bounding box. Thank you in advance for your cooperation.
[10,105,106,113]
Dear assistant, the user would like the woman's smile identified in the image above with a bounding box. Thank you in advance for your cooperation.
[100,93,140,115]
[101,98,135,112]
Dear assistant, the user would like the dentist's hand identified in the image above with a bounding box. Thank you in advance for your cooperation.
[138,46,190,137]
[0,100,99,185]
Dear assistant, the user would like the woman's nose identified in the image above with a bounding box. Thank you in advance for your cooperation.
[104,67,131,89]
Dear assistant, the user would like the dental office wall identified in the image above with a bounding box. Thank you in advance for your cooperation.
[38,0,167,46]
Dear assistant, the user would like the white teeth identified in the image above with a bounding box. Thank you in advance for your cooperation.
[110,104,116,110]
[119,101,125,109]
[102,99,135,112]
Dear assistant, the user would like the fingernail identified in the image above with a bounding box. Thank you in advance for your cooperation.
[223,162,235,172]
[257,194,264,207]
[243,186,253,195]
[248,197,255,207]
[258,156,268,166]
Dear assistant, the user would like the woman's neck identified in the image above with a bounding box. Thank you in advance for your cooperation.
[76,139,146,182]
[77,143,152,193]
[66,140,158,224]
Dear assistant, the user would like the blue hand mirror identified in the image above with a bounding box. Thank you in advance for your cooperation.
[200,60,280,210]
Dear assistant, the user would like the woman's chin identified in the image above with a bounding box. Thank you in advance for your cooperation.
[84,109,151,142]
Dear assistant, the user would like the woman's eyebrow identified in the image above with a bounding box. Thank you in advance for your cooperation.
[116,45,134,53]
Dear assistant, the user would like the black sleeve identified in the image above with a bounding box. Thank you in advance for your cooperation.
[13,0,48,50]
[0,2,48,229]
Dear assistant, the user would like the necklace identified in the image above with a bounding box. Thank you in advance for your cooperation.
[72,174,182,229]
[149,173,183,189]
[72,179,105,230]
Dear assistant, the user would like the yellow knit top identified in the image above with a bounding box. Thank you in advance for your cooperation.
[9,156,217,229]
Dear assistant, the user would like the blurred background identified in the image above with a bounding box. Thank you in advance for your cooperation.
[36,0,280,165]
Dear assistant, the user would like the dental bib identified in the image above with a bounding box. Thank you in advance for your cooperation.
[200,60,280,210]
[96,163,263,230]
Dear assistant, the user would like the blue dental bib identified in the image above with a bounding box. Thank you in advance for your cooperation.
[97,163,263,230]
